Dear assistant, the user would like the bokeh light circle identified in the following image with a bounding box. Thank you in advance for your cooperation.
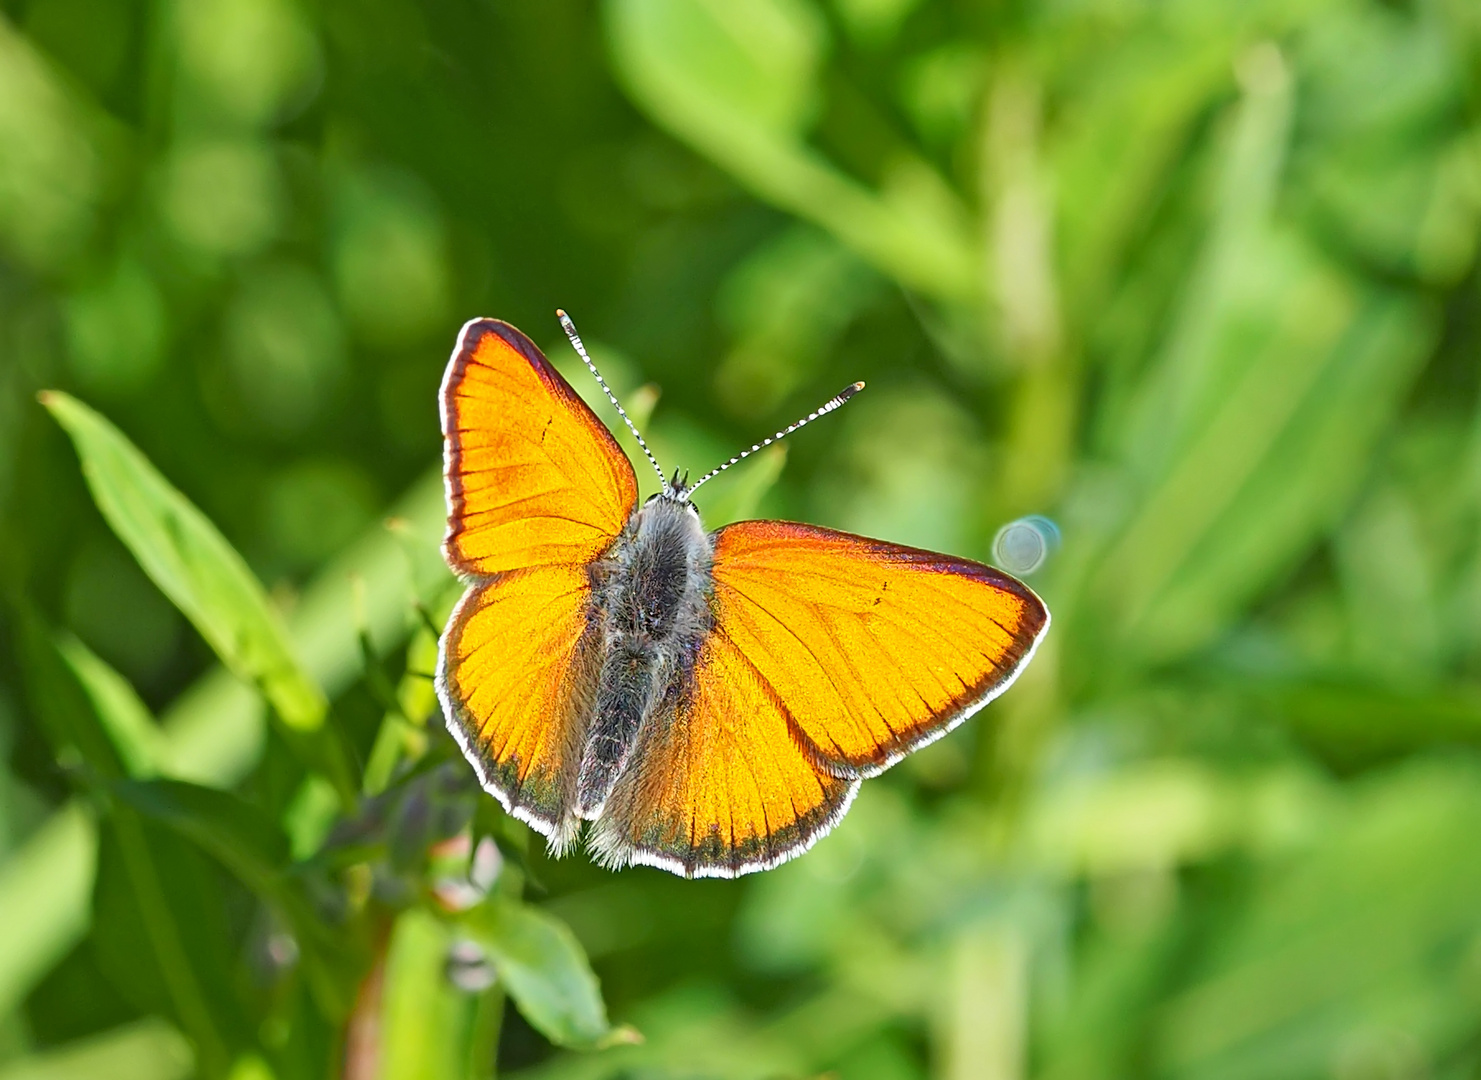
[992,515,1060,575]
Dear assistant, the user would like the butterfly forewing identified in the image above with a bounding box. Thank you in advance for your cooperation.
[709,521,1049,777]
[441,319,637,576]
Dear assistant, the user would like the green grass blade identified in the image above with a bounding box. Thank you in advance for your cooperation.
[378,908,497,1080]
[0,468,450,1025]
[108,778,366,1019]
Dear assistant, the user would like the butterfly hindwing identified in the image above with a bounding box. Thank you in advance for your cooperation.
[709,520,1049,777]
[437,563,598,846]
[441,318,637,576]
[591,628,858,878]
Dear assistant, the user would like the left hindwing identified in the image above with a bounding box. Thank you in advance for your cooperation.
[707,520,1049,777]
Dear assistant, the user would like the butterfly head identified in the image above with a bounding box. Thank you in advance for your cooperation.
[666,468,692,501]
[648,469,700,515]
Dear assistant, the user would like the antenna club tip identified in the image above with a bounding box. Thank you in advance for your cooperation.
[556,308,571,322]
[838,380,865,401]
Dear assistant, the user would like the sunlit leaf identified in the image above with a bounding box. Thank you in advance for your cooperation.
[0,1018,193,1080]
[0,802,96,1017]
[378,908,501,1080]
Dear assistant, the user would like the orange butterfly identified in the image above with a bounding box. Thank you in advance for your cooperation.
[436,314,1049,878]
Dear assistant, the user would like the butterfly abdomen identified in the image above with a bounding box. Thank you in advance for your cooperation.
[576,498,713,818]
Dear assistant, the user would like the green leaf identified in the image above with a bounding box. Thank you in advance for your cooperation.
[39,391,327,733]
[604,0,977,302]
[1100,264,1436,662]
[89,817,238,1077]
[109,779,291,878]
[0,802,96,1017]
[1155,761,1481,1079]
[56,635,169,779]
[282,775,341,860]
[14,605,126,779]
[460,897,638,1050]
[0,1018,193,1080]
[0,469,451,1026]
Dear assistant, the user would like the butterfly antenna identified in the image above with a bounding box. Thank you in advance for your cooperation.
[683,381,866,500]
[557,309,668,491]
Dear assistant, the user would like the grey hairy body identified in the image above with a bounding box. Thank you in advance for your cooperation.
[575,496,714,822]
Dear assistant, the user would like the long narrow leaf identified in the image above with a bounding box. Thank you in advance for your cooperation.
[39,391,327,733]
[110,778,367,1019]
[0,803,96,1017]
[604,0,978,303]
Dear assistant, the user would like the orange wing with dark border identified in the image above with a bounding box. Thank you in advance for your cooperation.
[591,521,1046,876]
[591,628,858,878]
[439,317,636,844]
[709,521,1049,778]
[441,318,637,576]
[438,564,599,843]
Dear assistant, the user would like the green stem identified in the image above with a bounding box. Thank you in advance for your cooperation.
[111,808,230,1077]
[464,985,506,1080]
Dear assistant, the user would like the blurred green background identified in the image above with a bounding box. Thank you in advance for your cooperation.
[3,0,1481,1077]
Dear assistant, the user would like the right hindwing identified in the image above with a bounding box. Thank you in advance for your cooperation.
[437,563,601,849]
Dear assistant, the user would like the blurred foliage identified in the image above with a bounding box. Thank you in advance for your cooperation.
[1,0,1481,1078]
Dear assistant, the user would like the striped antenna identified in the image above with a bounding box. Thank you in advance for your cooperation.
[682,381,866,500]
[556,309,669,491]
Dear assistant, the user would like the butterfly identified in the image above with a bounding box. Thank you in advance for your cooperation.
[436,313,1050,878]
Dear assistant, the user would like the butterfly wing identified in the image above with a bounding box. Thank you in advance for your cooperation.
[708,520,1049,777]
[590,627,858,878]
[438,564,599,843]
[439,318,637,844]
[592,521,1045,877]
[441,318,637,576]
